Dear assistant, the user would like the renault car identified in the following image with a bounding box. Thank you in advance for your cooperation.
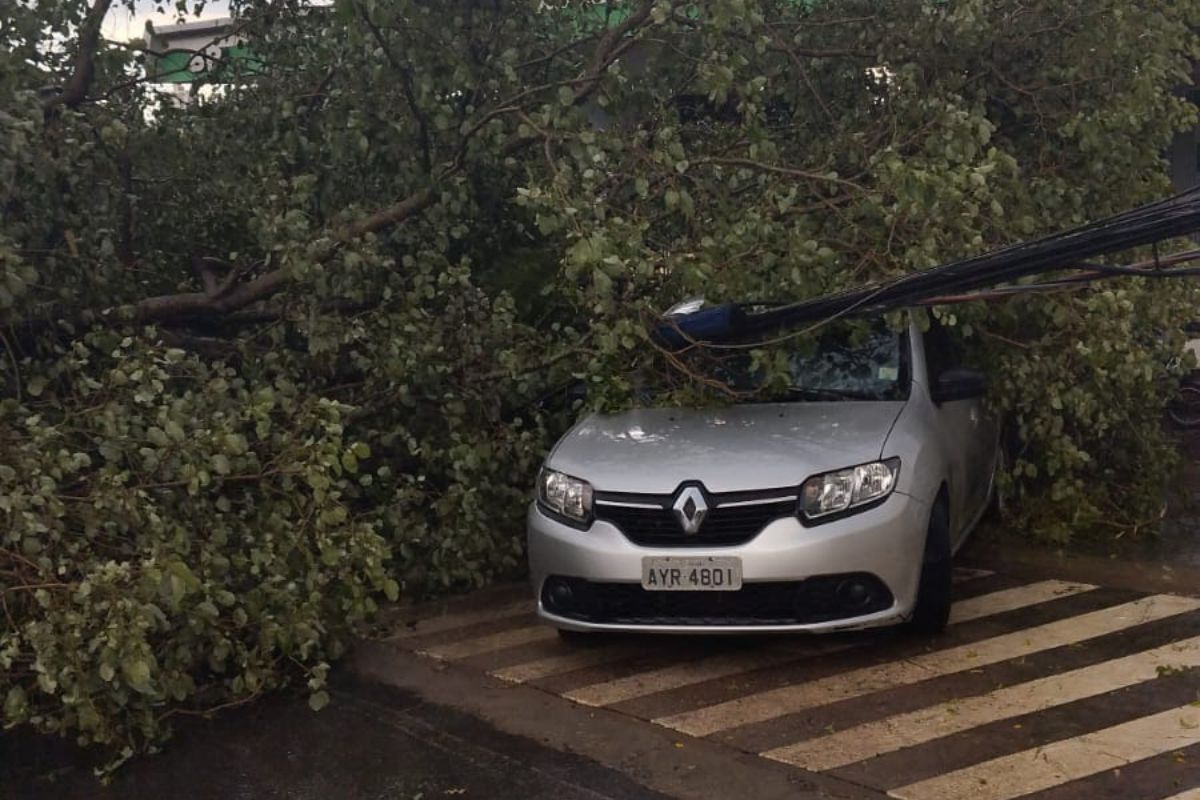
[527,312,998,635]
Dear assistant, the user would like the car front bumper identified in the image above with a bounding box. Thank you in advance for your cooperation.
[527,491,931,634]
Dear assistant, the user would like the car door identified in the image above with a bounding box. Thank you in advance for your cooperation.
[921,318,992,544]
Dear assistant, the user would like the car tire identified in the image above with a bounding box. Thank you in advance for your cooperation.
[1167,385,1200,429]
[908,498,952,635]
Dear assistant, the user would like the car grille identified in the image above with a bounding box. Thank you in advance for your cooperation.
[593,489,797,547]
[541,574,894,626]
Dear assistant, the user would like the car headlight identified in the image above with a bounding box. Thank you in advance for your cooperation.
[537,468,594,525]
[799,458,900,520]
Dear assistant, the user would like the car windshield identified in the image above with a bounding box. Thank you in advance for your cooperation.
[717,319,906,401]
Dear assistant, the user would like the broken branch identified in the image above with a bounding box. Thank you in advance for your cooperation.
[43,0,115,116]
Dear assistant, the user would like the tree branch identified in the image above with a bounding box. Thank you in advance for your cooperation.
[47,2,657,326]
[128,186,437,322]
[571,0,657,104]
[491,0,658,162]
[693,156,867,193]
[769,37,835,124]
[191,255,222,295]
[131,269,289,322]
[516,32,599,72]
[43,0,115,116]
[355,2,433,173]
[335,187,437,241]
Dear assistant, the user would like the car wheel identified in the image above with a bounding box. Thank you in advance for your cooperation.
[1167,385,1200,429]
[908,498,952,635]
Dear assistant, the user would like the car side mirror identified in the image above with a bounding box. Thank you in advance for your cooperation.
[931,367,988,404]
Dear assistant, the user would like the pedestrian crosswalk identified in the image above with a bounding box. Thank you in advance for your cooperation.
[763,635,1200,771]
[890,705,1200,800]
[657,595,1200,737]
[390,569,1200,800]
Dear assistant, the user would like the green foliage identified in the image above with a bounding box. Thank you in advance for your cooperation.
[1,333,390,765]
[2,0,1200,764]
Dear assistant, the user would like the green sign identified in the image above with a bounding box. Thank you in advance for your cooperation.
[148,44,262,84]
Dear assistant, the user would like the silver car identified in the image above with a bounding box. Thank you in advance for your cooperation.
[527,313,999,635]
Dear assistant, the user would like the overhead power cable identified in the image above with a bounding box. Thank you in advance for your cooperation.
[658,186,1200,348]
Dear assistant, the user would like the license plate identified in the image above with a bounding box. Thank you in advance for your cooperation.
[641,557,742,591]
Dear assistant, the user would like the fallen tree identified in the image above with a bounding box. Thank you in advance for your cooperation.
[1,0,1198,764]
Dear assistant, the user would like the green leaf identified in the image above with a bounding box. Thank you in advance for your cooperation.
[3,686,28,721]
[121,656,153,694]
[165,420,185,441]
[308,691,330,712]
[167,573,187,608]
[592,269,613,295]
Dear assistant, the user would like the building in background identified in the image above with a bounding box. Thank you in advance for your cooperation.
[143,16,258,85]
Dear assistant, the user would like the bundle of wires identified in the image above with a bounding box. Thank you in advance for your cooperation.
[660,185,1200,348]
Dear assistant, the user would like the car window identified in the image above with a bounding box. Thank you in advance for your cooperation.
[787,324,904,398]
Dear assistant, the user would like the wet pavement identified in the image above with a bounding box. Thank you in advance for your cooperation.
[3,679,669,800]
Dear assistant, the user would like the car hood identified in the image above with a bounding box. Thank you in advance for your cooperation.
[547,402,906,494]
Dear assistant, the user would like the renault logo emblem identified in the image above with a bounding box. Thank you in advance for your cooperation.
[672,486,708,534]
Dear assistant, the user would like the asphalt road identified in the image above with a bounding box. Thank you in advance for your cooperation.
[4,679,669,800]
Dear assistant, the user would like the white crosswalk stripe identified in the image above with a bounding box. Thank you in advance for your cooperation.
[417,625,556,660]
[491,645,640,683]
[946,579,1093,624]
[562,641,850,707]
